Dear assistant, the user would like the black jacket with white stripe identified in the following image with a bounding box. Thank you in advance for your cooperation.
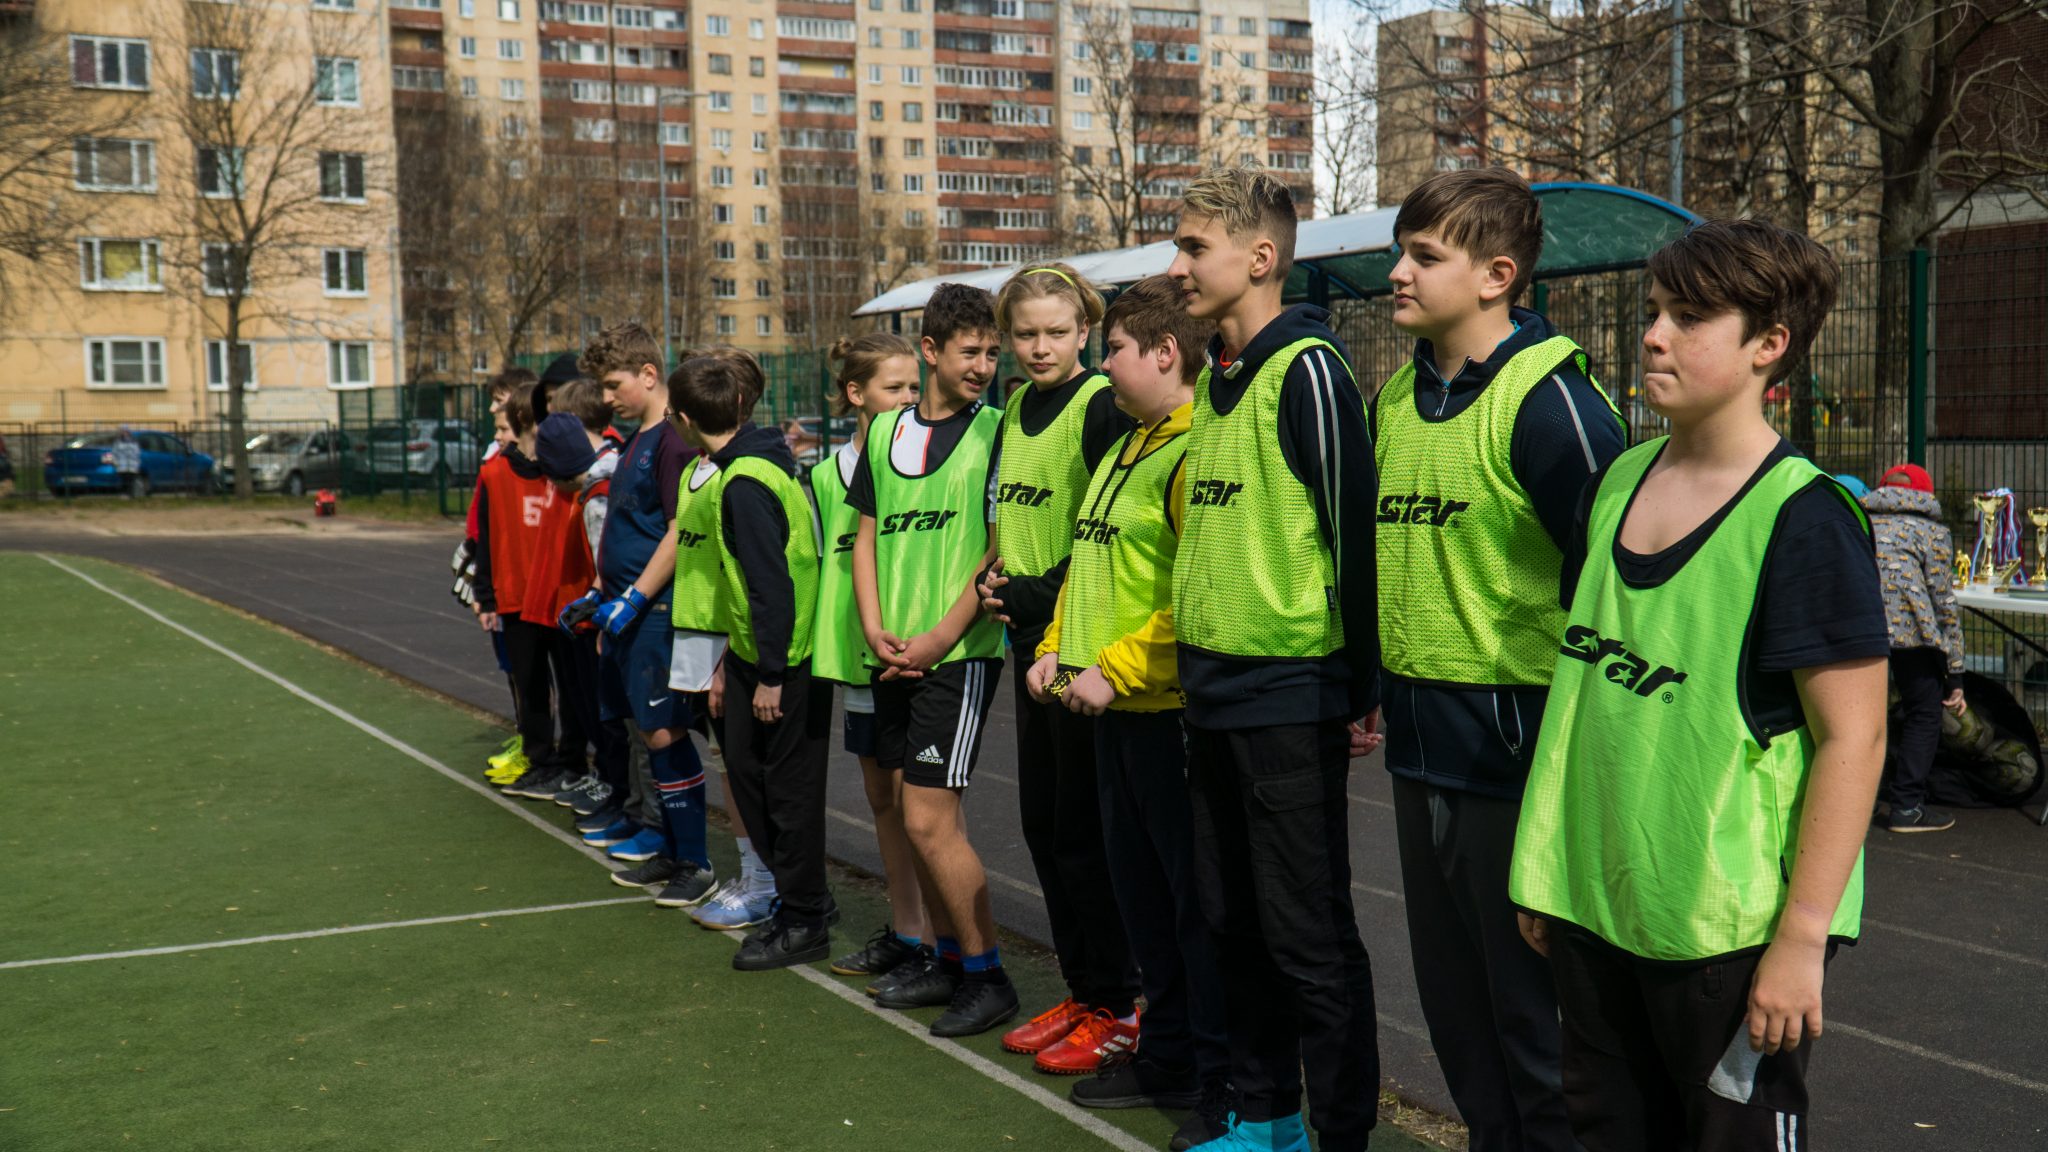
[1181,304,1380,730]
[1368,306,1628,798]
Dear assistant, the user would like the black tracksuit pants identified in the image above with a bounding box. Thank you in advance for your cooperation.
[1392,777,1573,1152]
[1549,922,1829,1152]
[1885,646,1946,812]
[1187,718,1379,1151]
[500,615,560,773]
[721,655,834,927]
[1012,646,1138,1012]
[1095,709,1228,1082]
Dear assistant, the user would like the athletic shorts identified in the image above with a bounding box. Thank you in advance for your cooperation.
[871,658,1001,789]
[843,709,876,758]
[598,605,686,733]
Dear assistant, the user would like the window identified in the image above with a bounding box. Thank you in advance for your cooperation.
[196,147,246,198]
[1073,145,1091,166]
[750,17,765,37]
[323,248,368,296]
[190,48,240,99]
[755,241,771,260]
[903,137,924,158]
[868,100,883,121]
[751,93,766,114]
[205,341,256,391]
[903,208,924,227]
[755,315,772,337]
[901,65,922,84]
[199,243,243,295]
[713,202,734,223]
[709,90,732,111]
[713,240,736,261]
[73,138,155,192]
[1240,17,1258,35]
[749,56,765,76]
[867,64,883,84]
[710,165,733,187]
[316,57,360,104]
[319,151,366,200]
[79,237,162,292]
[779,16,855,40]
[460,76,478,97]
[712,278,737,299]
[752,130,768,152]
[328,341,373,388]
[709,53,732,74]
[613,4,651,25]
[71,36,150,91]
[901,28,921,49]
[752,166,768,187]
[460,0,473,14]
[903,173,924,193]
[497,38,523,59]
[393,65,446,90]
[754,277,772,298]
[706,13,729,34]
[715,315,736,336]
[750,206,768,227]
[901,101,922,122]
[711,127,733,150]
[458,35,477,56]
[85,338,166,389]
[1071,74,1092,97]
[662,121,690,145]
[500,78,525,99]
[498,0,520,16]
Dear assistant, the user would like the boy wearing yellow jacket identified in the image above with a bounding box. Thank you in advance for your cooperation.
[1027,275,1229,1151]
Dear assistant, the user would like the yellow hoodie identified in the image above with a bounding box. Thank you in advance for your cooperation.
[1036,401,1190,712]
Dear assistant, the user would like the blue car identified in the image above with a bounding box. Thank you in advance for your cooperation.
[44,430,218,497]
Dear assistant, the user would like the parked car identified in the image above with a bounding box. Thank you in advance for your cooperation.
[365,419,479,480]
[219,430,354,495]
[783,416,859,467]
[43,430,218,497]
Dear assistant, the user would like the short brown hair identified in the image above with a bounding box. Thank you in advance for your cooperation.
[668,349,766,435]
[921,283,998,349]
[1179,167,1300,281]
[994,263,1106,334]
[578,321,664,382]
[550,379,612,433]
[1104,275,1214,385]
[1646,218,1840,385]
[488,366,537,399]
[828,331,918,416]
[502,382,539,437]
[1394,167,1544,304]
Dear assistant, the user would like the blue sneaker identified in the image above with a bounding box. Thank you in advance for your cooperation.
[581,817,636,848]
[690,877,778,929]
[606,827,668,862]
[1201,1114,1309,1152]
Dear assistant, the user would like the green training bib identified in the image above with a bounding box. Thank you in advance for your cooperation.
[809,447,873,684]
[717,455,819,667]
[1510,439,1867,960]
[1173,337,1348,659]
[996,372,1113,579]
[671,455,728,634]
[1058,422,1187,675]
[1376,335,1622,687]
[867,405,1006,667]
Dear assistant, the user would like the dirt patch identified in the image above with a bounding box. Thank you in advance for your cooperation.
[0,500,448,539]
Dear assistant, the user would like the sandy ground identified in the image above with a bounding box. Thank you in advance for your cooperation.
[0,501,447,539]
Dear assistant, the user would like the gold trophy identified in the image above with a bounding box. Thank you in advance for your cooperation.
[2031,507,2048,589]
[1970,493,2004,585]
[1953,551,1973,589]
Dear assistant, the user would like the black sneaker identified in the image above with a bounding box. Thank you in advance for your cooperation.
[569,780,615,816]
[929,974,1020,1037]
[550,774,599,808]
[575,803,625,834]
[504,769,567,800]
[865,944,934,998]
[653,862,717,907]
[611,856,681,888]
[1169,1080,1232,1152]
[832,925,921,976]
[873,951,960,1009]
[1069,1055,1201,1110]
[732,917,832,972]
[1884,805,1956,833]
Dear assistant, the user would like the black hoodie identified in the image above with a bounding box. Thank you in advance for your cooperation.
[715,422,806,686]
[1180,304,1380,729]
[1367,306,1627,798]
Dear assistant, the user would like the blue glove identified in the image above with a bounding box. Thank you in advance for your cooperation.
[558,589,603,633]
[593,587,649,637]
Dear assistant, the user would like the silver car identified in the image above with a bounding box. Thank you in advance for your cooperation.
[366,419,480,481]
[222,430,353,495]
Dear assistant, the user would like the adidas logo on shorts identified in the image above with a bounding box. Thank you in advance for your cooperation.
[915,745,945,765]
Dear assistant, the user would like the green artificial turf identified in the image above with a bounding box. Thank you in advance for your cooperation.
[0,552,1442,1151]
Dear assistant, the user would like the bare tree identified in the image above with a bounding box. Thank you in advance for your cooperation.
[1314,16,1378,214]
[781,153,928,343]
[155,0,384,498]
[0,16,141,321]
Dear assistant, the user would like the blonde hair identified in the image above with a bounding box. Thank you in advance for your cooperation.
[827,331,918,416]
[1179,167,1300,282]
[993,262,1106,334]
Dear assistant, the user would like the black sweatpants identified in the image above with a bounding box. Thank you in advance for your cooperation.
[547,627,597,777]
[500,615,560,772]
[721,655,835,926]
[1012,646,1138,1012]
[1885,646,1946,812]
[1095,709,1227,1081]
[1187,719,1378,1151]
[1392,777,1573,1152]
[560,629,629,796]
[1549,922,1830,1152]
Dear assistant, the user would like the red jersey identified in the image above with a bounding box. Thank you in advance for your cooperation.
[521,482,596,624]
[476,452,551,615]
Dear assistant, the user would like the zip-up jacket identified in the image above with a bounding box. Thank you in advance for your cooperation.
[1861,485,1966,688]
[716,422,807,686]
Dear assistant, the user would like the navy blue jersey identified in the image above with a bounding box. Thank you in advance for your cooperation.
[598,420,691,602]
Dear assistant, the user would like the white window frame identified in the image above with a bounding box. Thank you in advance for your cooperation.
[196,146,246,198]
[315,56,361,105]
[709,90,732,111]
[901,65,921,84]
[190,47,241,100]
[327,340,374,389]
[319,151,366,202]
[755,315,772,337]
[205,340,258,392]
[458,35,477,57]
[497,38,524,59]
[500,77,526,100]
[200,242,245,296]
[79,237,163,291]
[715,314,736,336]
[706,13,729,34]
[498,0,520,17]
[323,247,368,296]
[71,36,151,92]
[84,337,167,390]
[460,75,479,98]
[73,137,156,193]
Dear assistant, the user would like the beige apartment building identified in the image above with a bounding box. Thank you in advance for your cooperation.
[0,0,402,424]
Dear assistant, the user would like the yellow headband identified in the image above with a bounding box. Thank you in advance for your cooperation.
[1021,267,1077,288]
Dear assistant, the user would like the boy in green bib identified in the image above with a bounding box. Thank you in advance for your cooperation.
[1511,220,1889,1151]
[670,350,837,971]
[848,283,1018,1037]
[1374,168,1624,1152]
[1165,167,1381,1152]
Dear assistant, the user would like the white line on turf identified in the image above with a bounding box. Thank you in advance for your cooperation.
[1830,1023,2048,1096]
[0,898,648,970]
[46,553,1146,1151]
[1861,916,2048,970]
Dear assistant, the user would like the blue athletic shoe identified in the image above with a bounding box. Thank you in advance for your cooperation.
[1200,1114,1310,1152]
[606,827,668,862]
[690,877,778,929]
[581,817,636,848]
[575,805,625,835]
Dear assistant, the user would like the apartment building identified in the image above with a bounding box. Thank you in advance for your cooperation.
[0,0,401,423]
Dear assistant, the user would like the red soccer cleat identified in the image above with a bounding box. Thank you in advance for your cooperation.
[1001,996,1088,1055]
[1033,1008,1139,1075]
